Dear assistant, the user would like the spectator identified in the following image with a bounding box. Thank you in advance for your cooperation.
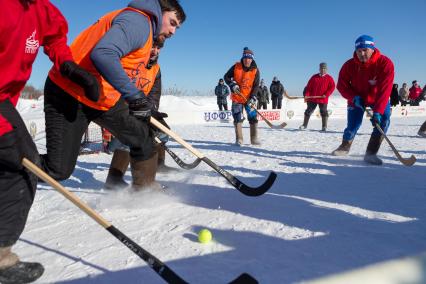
[409,80,422,106]
[398,83,409,106]
[256,79,269,109]
[270,76,285,109]
[214,78,229,111]
[390,83,399,107]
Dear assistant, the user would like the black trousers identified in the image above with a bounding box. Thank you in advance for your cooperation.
[257,101,267,110]
[271,97,282,109]
[218,102,228,111]
[42,78,155,181]
[0,99,38,247]
[304,102,328,117]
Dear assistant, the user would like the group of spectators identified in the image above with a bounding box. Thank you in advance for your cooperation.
[390,80,426,107]
[214,76,287,110]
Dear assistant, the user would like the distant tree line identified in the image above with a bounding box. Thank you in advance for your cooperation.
[20,84,43,100]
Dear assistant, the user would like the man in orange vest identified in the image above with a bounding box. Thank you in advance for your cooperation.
[41,0,186,190]
[224,47,261,146]
[104,39,174,190]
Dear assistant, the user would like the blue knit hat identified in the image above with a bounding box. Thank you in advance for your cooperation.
[242,47,254,60]
[355,35,375,50]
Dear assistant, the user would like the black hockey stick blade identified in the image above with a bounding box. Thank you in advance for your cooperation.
[202,157,276,196]
[228,273,258,284]
[164,145,202,170]
[107,226,189,284]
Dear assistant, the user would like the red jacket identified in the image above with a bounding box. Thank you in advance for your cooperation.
[0,0,72,136]
[304,73,335,104]
[409,86,422,101]
[337,49,394,114]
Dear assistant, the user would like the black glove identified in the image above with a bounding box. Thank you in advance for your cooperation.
[128,96,152,120]
[0,130,23,171]
[60,61,100,102]
[151,114,170,143]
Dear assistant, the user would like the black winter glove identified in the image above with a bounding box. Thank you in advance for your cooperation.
[60,61,100,102]
[128,95,152,120]
[0,130,23,171]
[151,115,170,143]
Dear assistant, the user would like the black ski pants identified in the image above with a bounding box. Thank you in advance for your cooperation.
[304,102,328,117]
[0,99,38,247]
[271,96,282,109]
[41,78,155,181]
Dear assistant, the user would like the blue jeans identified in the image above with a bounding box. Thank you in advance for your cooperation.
[343,102,391,141]
[231,102,258,124]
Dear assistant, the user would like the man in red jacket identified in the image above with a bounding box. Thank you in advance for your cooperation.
[409,80,422,106]
[0,1,98,282]
[299,62,335,131]
[332,35,394,165]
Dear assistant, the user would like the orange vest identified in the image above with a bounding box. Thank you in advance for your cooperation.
[48,8,153,111]
[141,63,160,95]
[231,62,258,104]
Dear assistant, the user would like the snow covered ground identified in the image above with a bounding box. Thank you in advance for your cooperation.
[14,97,426,283]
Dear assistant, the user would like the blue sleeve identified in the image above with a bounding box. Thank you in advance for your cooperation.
[90,10,151,101]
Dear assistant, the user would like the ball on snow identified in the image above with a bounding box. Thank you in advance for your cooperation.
[198,229,212,243]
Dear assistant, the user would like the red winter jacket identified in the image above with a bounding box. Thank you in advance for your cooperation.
[337,49,394,114]
[409,86,422,101]
[304,73,335,104]
[0,0,73,136]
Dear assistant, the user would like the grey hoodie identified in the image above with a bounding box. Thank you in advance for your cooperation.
[90,0,162,101]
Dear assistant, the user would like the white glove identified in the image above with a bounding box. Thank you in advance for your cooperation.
[232,84,240,93]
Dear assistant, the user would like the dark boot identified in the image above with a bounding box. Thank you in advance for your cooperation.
[250,123,261,145]
[321,116,328,132]
[105,149,130,190]
[331,139,353,156]
[130,152,162,191]
[234,122,243,146]
[157,144,176,173]
[0,246,44,284]
[364,135,384,165]
[299,115,310,130]
[418,121,426,137]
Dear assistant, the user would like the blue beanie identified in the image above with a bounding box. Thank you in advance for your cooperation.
[242,47,254,60]
[355,35,375,50]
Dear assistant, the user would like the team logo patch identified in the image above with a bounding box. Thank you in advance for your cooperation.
[25,30,39,54]
[287,110,294,119]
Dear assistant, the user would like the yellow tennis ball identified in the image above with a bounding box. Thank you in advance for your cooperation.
[198,229,212,243]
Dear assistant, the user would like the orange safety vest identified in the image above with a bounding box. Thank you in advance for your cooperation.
[141,63,160,95]
[48,8,153,111]
[230,62,258,104]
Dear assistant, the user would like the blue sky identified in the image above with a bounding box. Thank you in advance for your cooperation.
[29,0,426,95]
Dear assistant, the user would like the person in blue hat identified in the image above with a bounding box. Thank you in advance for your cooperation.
[332,35,395,165]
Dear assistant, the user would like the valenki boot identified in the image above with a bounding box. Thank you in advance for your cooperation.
[104,149,130,190]
[299,115,310,130]
[0,246,44,284]
[250,123,261,145]
[331,139,353,156]
[234,122,243,146]
[364,134,384,165]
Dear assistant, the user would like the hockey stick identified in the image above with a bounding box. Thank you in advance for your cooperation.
[22,158,257,284]
[235,91,287,129]
[150,118,276,196]
[284,93,303,100]
[154,137,202,170]
[365,109,416,166]
[22,158,186,283]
